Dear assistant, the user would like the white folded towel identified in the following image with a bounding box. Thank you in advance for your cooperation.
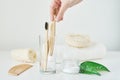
[56,43,106,62]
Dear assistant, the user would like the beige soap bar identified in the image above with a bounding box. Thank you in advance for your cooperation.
[8,64,32,76]
[11,49,36,63]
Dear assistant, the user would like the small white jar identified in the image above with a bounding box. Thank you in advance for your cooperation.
[62,60,80,74]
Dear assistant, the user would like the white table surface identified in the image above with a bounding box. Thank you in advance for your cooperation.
[0,51,120,80]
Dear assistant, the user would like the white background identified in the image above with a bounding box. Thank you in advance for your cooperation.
[0,0,120,51]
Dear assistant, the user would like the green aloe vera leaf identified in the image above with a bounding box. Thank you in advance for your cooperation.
[80,70,101,76]
[79,62,101,76]
[82,61,110,72]
[79,61,110,76]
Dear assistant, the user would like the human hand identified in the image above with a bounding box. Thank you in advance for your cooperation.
[50,0,83,22]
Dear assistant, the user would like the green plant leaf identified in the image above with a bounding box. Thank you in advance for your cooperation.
[79,61,110,76]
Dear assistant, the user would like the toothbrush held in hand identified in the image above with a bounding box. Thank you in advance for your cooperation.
[49,9,56,56]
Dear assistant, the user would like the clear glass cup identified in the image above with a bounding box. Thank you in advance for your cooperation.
[39,35,56,74]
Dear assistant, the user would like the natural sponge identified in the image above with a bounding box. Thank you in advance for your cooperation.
[65,34,91,48]
[11,49,36,63]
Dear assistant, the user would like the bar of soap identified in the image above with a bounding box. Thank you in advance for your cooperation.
[11,49,36,63]
[8,64,32,76]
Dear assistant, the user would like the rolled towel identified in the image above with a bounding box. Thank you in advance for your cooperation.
[11,49,37,63]
[62,43,106,61]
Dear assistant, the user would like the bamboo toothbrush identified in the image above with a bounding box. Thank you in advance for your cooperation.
[49,10,56,56]
[49,21,56,56]
[43,22,49,71]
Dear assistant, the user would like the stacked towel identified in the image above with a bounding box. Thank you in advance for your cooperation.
[55,43,106,62]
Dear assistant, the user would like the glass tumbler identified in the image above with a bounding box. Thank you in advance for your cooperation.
[39,35,56,74]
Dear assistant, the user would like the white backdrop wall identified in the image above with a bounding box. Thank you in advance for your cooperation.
[0,0,120,50]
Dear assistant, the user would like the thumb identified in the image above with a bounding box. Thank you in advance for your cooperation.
[56,4,69,22]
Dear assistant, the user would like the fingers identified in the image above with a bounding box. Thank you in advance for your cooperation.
[50,0,61,21]
[56,4,69,22]
[50,0,83,22]
[55,0,83,22]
